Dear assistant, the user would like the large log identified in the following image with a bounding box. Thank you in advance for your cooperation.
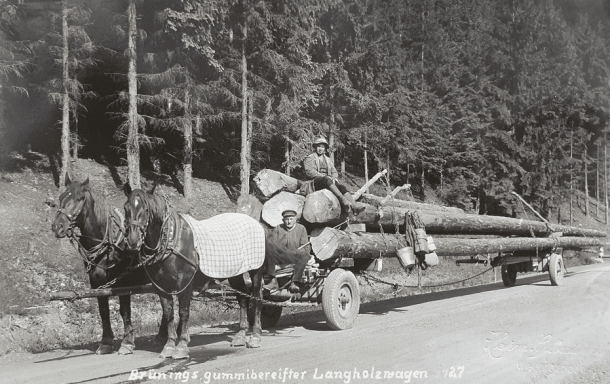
[254,169,299,197]
[309,228,602,261]
[261,191,306,227]
[433,236,602,256]
[359,193,464,214]
[303,194,607,237]
[310,227,406,261]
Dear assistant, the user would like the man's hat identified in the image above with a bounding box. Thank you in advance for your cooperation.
[312,137,329,148]
[281,209,297,218]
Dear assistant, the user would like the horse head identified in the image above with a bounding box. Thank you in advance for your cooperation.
[52,174,90,238]
[123,182,159,252]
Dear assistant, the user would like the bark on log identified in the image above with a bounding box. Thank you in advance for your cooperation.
[310,227,406,261]
[309,229,602,261]
[254,169,299,197]
[261,191,306,227]
[359,193,464,214]
[433,236,602,256]
[304,195,607,237]
[302,189,342,224]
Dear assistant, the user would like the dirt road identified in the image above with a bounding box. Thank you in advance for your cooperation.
[3,263,610,384]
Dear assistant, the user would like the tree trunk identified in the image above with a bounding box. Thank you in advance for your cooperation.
[596,144,600,217]
[284,129,290,176]
[309,229,601,261]
[126,0,140,189]
[584,152,589,217]
[328,105,335,164]
[60,0,70,191]
[359,193,464,214]
[260,191,306,227]
[364,131,369,193]
[253,169,299,197]
[239,23,250,196]
[183,91,193,199]
[570,127,573,224]
[606,134,609,225]
[310,227,404,261]
[301,191,607,237]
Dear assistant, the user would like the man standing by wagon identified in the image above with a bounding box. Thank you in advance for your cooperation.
[264,209,311,293]
[301,136,365,216]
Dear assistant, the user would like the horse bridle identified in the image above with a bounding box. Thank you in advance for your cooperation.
[56,193,87,237]
[126,194,152,252]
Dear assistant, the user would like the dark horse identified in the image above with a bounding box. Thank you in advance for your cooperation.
[123,183,269,359]
[52,175,158,355]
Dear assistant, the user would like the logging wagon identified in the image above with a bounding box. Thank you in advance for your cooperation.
[48,168,607,332]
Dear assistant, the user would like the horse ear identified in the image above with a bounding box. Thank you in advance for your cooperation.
[82,177,90,191]
[149,183,157,195]
[123,182,132,197]
[65,173,71,186]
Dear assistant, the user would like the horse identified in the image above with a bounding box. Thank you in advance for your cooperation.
[52,175,162,355]
[122,183,270,359]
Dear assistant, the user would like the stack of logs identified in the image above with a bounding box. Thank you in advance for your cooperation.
[238,169,606,265]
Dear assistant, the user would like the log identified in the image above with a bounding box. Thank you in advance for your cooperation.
[254,169,299,197]
[261,191,306,227]
[309,229,602,261]
[352,169,387,200]
[236,194,263,221]
[360,193,464,214]
[47,285,157,301]
[434,236,602,256]
[303,195,607,237]
[302,189,342,224]
[310,227,406,261]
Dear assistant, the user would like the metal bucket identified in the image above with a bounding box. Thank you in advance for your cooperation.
[397,246,416,269]
[424,251,439,266]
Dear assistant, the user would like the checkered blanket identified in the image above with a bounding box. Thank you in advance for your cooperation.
[180,213,266,278]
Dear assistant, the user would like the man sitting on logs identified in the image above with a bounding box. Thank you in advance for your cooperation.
[301,136,365,216]
[264,209,311,293]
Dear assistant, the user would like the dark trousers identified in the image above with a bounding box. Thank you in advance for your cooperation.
[264,231,309,283]
[312,176,348,195]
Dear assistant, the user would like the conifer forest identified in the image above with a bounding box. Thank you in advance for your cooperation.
[1,0,610,220]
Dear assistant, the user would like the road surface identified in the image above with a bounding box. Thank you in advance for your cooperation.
[2,263,610,384]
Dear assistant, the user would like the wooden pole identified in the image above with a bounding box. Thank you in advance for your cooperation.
[352,169,387,200]
[47,285,157,301]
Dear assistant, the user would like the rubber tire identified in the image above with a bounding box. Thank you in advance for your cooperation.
[322,269,360,330]
[501,264,517,287]
[549,253,564,286]
[247,304,282,329]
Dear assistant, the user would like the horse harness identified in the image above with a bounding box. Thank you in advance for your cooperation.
[132,197,200,295]
[59,192,127,273]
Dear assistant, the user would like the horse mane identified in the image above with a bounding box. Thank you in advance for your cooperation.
[133,189,167,222]
[88,189,111,225]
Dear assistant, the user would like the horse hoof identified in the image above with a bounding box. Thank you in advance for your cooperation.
[230,335,247,347]
[247,336,261,349]
[172,347,189,360]
[118,344,135,355]
[159,346,175,359]
[96,344,113,355]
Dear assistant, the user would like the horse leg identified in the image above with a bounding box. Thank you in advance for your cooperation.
[172,286,194,360]
[117,295,135,355]
[246,270,263,348]
[158,294,177,359]
[96,296,114,354]
[228,275,249,347]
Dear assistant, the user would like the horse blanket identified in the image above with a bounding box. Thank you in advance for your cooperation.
[180,212,265,278]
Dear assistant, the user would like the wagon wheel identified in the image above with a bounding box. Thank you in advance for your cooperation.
[501,264,517,287]
[247,304,283,329]
[548,253,564,286]
[322,269,360,330]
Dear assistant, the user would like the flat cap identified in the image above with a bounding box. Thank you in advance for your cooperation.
[281,209,297,218]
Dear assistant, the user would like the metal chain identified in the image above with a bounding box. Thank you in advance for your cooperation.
[361,267,494,289]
